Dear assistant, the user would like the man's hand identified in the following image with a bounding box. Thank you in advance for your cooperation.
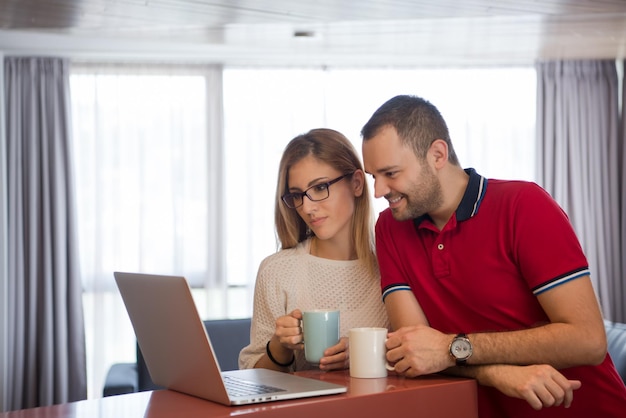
[385,325,452,376]
[477,364,582,410]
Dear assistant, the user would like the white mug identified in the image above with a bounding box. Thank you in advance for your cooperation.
[349,327,394,378]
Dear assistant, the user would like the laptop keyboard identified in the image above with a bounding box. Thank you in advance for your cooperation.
[223,375,286,397]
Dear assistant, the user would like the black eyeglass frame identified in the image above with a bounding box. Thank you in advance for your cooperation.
[281,172,353,209]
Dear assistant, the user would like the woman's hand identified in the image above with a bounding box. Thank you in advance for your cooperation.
[274,309,304,351]
[257,309,303,370]
[318,337,349,371]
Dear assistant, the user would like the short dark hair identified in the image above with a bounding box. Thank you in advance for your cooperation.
[361,95,459,165]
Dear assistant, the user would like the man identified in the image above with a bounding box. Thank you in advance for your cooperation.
[361,94,626,417]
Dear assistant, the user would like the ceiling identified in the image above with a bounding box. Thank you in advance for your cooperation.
[0,0,626,67]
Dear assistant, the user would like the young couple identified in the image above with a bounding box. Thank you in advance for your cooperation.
[239,96,626,417]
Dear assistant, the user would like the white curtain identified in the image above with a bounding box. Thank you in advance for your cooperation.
[536,60,625,322]
[70,63,224,397]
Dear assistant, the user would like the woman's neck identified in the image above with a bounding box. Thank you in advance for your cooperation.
[310,236,356,260]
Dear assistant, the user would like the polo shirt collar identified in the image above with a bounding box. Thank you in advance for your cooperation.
[413,168,488,227]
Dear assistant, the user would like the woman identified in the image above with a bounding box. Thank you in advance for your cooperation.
[239,128,388,372]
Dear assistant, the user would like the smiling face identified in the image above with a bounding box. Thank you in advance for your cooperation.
[287,155,360,244]
[362,125,443,221]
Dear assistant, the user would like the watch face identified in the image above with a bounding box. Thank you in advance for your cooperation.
[451,338,472,360]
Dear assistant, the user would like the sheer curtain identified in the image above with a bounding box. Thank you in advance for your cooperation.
[3,57,86,411]
[70,63,225,397]
[536,60,625,322]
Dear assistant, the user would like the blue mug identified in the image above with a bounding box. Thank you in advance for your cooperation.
[302,309,340,364]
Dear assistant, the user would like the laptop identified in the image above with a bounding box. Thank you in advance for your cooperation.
[113,271,347,405]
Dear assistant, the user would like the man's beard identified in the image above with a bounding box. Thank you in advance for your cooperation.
[391,169,442,221]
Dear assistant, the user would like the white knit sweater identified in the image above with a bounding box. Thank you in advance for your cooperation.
[238,239,389,371]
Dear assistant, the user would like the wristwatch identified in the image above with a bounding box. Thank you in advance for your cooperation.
[449,333,473,366]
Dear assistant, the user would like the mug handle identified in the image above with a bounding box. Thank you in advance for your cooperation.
[384,336,395,371]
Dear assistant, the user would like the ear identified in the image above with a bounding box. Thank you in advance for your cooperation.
[351,169,365,197]
[428,139,449,170]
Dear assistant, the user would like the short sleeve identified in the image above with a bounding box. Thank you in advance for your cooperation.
[511,183,589,293]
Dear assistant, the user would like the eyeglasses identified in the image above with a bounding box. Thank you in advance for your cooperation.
[281,172,352,209]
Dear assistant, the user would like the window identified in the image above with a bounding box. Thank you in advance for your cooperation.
[223,67,537,284]
[70,65,230,398]
[71,65,535,397]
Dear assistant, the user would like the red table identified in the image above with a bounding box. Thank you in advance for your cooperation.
[1,370,478,418]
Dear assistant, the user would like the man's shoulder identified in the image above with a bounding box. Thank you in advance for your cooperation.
[484,179,568,224]
[375,208,418,244]
[488,177,539,190]
[376,207,392,221]
[487,178,550,200]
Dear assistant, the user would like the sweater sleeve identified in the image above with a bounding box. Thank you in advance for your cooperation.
[238,255,288,369]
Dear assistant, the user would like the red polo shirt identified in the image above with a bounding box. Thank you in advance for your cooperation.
[376,168,626,417]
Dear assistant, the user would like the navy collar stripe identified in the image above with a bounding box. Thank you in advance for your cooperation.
[456,168,488,221]
[412,167,487,227]
[470,174,487,218]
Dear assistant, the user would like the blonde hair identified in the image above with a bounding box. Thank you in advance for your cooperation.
[274,128,378,276]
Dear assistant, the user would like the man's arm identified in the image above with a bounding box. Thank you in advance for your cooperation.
[467,276,606,368]
[385,276,607,376]
[454,363,582,410]
[384,290,429,329]
[383,281,589,410]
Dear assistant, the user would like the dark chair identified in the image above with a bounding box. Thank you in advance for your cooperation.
[103,318,251,397]
[605,319,626,383]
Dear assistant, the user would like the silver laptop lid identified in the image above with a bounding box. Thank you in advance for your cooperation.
[114,272,231,404]
[114,271,347,406]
